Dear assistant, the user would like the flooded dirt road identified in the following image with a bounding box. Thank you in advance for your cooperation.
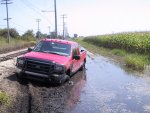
[0,51,150,113]
[70,53,150,113]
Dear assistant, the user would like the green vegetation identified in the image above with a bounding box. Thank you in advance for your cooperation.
[0,28,20,38]
[125,54,149,70]
[0,91,11,105]
[111,49,127,56]
[0,37,36,54]
[73,32,150,70]
[0,29,37,53]
[84,32,150,54]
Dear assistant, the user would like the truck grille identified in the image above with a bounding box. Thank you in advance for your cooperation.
[25,59,54,75]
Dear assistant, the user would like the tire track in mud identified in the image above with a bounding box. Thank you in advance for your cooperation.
[24,69,86,113]
[14,78,72,113]
[6,78,31,113]
[27,81,70,113]
[27,92,32,113]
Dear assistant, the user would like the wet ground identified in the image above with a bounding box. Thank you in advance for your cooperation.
[0,51,150,113]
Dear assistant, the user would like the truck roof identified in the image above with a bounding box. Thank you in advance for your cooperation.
[41,38,78,45]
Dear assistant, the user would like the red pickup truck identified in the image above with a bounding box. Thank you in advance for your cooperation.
[16,39,86,84]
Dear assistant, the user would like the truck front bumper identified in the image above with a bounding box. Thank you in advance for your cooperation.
[17,69,67,83]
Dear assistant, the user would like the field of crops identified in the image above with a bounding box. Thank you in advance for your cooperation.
[84,32,150,55]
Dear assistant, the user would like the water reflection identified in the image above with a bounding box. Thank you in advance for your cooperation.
[66,69,87,111]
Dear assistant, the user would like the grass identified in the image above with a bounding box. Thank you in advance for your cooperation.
[0,37,36,54]
[0,91,11,105]
[111,49,127,56]
[125,54,150,70]
[73,38,150,70]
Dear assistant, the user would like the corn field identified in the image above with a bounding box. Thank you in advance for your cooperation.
[84,32,150,54]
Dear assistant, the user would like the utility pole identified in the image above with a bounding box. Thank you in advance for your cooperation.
[36,19,41,39]
[1,0,13,43]
[54,0,57,38]
[42,0,57,38]
[61,14,67,40]
[48,26,51,38]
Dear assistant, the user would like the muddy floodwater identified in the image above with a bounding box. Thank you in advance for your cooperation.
[1,51,150,113]
[69,53,150,113]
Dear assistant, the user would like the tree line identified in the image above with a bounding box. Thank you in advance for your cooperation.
[0,28,35,41]
[0,28,70,40]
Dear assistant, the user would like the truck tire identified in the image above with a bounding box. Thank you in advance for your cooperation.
[80,61,86,71]
[55,74,70,85]
[16,72,27,84]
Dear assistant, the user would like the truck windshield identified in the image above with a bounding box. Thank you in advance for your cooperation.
[33,41,71,56]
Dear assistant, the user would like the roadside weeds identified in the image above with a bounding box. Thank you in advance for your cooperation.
[73,38,150,71]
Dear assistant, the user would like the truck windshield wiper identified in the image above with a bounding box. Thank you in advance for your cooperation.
[34,50,68,56]
[48,51,68,56]
[48,51,60,55]
[42,51,63,55]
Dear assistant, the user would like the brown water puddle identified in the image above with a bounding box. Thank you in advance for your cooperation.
[69,54,150,113]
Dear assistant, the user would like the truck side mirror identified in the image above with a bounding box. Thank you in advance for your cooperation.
[28,48,32,52]
[73,55,80,60]
[80,50,84,52]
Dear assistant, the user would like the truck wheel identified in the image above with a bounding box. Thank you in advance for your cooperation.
[80,62,85,71]
[58,79,64,85]
[16,72,27,84]
[56,74,69,85]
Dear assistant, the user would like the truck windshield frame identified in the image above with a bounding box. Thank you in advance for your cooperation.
[33,41,71,56]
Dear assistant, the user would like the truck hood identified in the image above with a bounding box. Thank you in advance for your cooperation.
[23,51,70,65]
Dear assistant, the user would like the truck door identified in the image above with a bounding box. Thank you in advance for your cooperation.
[78,46,84,67]
[72,46,80,72]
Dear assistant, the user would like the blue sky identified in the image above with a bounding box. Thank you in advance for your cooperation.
[1,0,150,36]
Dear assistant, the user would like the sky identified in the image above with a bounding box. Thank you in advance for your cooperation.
[1,0,150,37]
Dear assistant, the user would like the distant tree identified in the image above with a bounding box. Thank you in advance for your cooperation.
[10,28,20,38]
[57,35,63,39]
[74,34,78,38]
[47,35,51,39]
[22,30,35,41]
[36,31,42,38]
[22,30,35,38]
[0,28,7,38]
[50,32,56,39]
[0,28,20,38]
[41,33,48,38]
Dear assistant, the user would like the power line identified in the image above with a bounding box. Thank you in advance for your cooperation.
[13,1,39,20]
[24,0,42,12]
[17,0,56,36]
[11,21,30,30]
[1,0,13,43]
[20,0,52,26]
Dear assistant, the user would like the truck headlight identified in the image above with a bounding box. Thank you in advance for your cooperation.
[54,64,65,73]
[17,58,24,66]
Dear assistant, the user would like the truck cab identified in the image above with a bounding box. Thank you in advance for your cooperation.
[16,39,86,84]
